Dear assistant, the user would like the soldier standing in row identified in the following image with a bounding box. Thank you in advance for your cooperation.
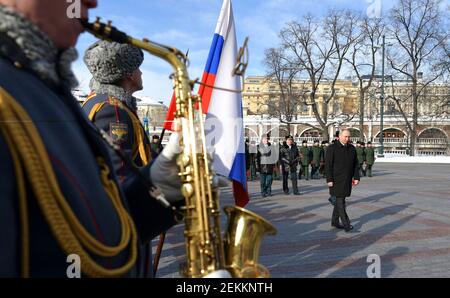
[310,140,323,179]
[355,141,366,178]
[365,142,376,177]
[299,140,311,180]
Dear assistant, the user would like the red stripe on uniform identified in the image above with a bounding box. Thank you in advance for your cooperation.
[112,100,126,182]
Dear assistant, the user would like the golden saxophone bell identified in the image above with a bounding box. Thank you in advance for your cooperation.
[223,206,277,278]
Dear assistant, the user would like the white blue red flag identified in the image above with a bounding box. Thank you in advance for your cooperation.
[200,0,249,208]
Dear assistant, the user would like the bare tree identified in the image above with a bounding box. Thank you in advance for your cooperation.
[386,78,449,152]
[346,17,385,141]
[387,0,449,155]
[261,48,308,135]
[262,47,320,135]
[279,10,358,140]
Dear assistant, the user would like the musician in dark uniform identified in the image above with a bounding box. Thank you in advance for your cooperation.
[0,0,185,277]
[82,39,166,278]
[82,40,151,181]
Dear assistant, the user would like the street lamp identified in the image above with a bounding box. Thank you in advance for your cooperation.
[374,35,392,158]
[379,35,386,157]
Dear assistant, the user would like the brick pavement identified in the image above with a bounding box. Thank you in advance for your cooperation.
[155,163,450,278]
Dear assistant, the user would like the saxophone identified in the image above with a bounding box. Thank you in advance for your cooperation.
[81,18,276,278]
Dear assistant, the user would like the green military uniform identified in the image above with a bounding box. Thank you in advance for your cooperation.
[355,145,365,177]
[365,146,375,177]
[299,145,311,180]
[310,145,323,179]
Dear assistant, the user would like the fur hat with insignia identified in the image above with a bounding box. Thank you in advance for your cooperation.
[84,40,144,84]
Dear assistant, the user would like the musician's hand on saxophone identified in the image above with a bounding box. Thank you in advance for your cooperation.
[150,132,230,203]
[150,132,183,203]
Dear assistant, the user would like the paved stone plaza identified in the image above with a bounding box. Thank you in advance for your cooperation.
[155,163,450,278]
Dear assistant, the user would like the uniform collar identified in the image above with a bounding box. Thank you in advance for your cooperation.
[0,5,78,91]
[89,79,138,112]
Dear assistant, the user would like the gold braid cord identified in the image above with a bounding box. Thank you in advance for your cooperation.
[0,87,138,277]
[83,94,151,166]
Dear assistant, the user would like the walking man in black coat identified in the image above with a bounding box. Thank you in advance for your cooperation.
[325,129,360,232]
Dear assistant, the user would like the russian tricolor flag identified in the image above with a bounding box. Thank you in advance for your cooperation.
[201,0,249,208]
[164,0,249,207]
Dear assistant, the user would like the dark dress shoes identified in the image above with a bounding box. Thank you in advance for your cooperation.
[332,223,345,229]
[344,225,354,232]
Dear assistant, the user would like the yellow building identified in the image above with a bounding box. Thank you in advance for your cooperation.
[243,76,359,117]
[243,76,450,155]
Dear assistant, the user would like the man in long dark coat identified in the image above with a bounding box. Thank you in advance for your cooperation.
[280,136,300,195]
[325,129,360,232]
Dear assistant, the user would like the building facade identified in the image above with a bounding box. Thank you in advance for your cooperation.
[243,76,450,156]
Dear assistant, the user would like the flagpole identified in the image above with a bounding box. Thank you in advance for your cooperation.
[153,49,189,277]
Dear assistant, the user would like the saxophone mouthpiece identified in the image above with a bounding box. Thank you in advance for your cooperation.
[79,17,129,44]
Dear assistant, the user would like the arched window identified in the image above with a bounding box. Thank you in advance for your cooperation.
[418,128,447,139]
[301,129,322,138]
[376,128,405,138]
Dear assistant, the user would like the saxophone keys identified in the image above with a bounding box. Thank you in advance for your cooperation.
[181,183,194,198]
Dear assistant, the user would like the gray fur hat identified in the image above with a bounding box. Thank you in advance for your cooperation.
[84,40,144,84]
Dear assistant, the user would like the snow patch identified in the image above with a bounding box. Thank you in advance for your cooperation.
[375,155,450,164]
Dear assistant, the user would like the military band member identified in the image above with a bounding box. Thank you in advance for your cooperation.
[0,0,185,277]
[82,40,168,278]
[82,40,151,181]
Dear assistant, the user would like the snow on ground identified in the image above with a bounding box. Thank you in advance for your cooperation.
[375,154,450,164]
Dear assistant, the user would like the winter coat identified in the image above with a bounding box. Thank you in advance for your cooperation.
[311,145,323,166]
[257,143,275,174]
[365,147,375,165]
[280,144,300,173]
[356,146,366,164]
[299,146,311,166]
[325,142,360,198]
